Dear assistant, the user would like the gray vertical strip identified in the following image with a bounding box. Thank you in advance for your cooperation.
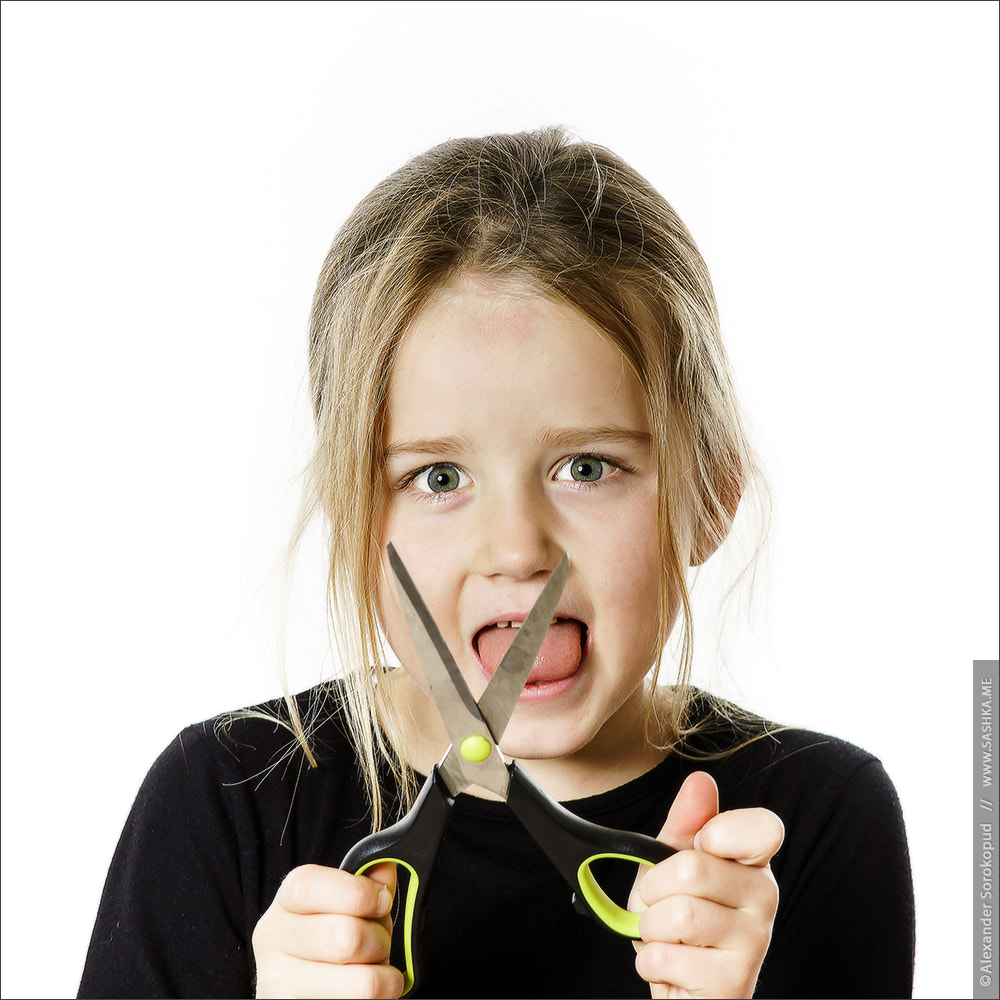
[974,660,998,998]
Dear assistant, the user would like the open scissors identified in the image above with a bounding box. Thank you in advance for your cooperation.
[342,544,673,995]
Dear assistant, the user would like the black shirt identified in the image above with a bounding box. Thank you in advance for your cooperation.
[79,687,915,998]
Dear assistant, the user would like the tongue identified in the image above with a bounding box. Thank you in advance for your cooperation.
[476,620,584,684]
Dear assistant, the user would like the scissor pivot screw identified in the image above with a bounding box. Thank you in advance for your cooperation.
[460,735,492,763]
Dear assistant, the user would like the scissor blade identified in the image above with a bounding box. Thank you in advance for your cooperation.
[386,544,482,736]
[476,553,570,743]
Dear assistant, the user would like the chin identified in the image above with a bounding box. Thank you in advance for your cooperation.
[499,710,601,763]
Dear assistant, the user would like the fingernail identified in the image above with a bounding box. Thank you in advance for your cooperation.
[376,886,392,917]
[693,831,702,851]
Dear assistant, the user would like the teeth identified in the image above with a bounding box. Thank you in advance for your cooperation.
[495,618,559,629]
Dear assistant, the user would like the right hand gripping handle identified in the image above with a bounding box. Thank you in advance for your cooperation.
[341,769,454,996]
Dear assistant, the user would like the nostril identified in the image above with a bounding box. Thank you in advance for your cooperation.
[474,513,562,582]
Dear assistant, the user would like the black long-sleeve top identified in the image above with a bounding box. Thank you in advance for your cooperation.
[79,686,915,998]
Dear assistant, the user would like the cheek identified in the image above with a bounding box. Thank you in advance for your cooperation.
[374,545,460,679]
[603,499,661,588]
[592,509,664,646]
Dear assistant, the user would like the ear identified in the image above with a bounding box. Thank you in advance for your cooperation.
[690,459,743,566]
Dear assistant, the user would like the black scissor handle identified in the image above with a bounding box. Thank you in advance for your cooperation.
[341,768,454,996]
[505,762,674,937]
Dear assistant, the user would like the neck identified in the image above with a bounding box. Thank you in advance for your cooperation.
[512,687,670,801]
[382,670,673,803]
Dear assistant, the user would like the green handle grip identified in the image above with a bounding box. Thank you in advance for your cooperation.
[577,852,657,937]
[341,768,454,996]
[505,762,674,937]
[352,856,421,996]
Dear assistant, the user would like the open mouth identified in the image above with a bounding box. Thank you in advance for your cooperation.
[473,617,588,687]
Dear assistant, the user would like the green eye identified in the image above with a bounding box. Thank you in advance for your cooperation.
[422,464,463,493]
[559,456,604,483]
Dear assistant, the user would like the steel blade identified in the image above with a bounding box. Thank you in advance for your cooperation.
[387,544,482,731]
[476,553,570,742]
[387,544,515,797]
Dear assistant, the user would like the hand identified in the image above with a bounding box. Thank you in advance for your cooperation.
[253,862,404,999]
[630,772,783,999]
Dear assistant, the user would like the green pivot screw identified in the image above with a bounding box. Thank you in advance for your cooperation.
[460,734,492,762]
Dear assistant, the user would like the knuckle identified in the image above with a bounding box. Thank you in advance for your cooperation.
[251,901,288,958]
[673,850,705,889]
[752,866,780,920]
[328,914,366,959]
[345,872,385,917]
[665,894,698,940]
[768,810,785,846]
[340,876,367,915]
[253,968,288,1000]
[749,917,774,959]
[349,968,381,999]
[635,940,675,984]
[754,810,785,862]
[350,964,400,1000]
[763,874,780,917]
[250,919,269,956]
[280,864,319,910]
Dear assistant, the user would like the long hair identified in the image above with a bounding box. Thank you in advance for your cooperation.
[292,127,761,827]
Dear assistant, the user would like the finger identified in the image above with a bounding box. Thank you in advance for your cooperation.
[275,864,394,919]
[255,954,405,999]
[629,773,719,913]
[694,807,784,867]
[275,911,394,965]
[360,861,399,946]
[638,892,770,951]
[635,939,760,999]
[362,860,398,897]
[655,772,720,852]
[639,849,779,915]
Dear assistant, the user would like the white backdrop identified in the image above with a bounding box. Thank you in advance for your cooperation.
[2,2,997,997]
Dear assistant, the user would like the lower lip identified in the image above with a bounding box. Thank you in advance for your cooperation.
[515,672,580,702]
[475,628,589,703]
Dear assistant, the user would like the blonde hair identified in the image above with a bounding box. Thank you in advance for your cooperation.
[291,127,762,827]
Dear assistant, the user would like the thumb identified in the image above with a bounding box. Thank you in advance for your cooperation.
[364,861,398,919]
[628,771,720,922]
[656,771,719,851]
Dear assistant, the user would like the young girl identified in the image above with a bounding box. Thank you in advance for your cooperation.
[79,128,914,999]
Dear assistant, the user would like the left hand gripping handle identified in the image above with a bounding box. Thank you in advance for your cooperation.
[341,768,454,997]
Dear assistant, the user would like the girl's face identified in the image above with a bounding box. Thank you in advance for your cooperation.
[378,275,676,768]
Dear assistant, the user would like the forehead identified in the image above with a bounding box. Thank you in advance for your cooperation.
[383,276,650,445]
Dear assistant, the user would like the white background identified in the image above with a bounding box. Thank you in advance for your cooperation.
[2,2,997,997]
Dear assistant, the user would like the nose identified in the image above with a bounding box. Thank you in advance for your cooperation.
[473,480,562,582]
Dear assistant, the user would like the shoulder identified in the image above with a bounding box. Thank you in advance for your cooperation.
[721,723,907,864]
[78,684,363,998]
[149,682,354,786]
[681,693,895,810]
[129,681,370,866]
[682,695,910,873]
[688,700,912,906]
[113,680,373,916]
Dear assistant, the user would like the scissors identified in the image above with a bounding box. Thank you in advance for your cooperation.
[342,544,674,995]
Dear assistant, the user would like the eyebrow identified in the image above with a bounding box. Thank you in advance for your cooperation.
[537,426,652,451]
[382,436,471,462]
[382,427,651,463]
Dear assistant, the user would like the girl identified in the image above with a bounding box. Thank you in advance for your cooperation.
[79,128,914,999]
